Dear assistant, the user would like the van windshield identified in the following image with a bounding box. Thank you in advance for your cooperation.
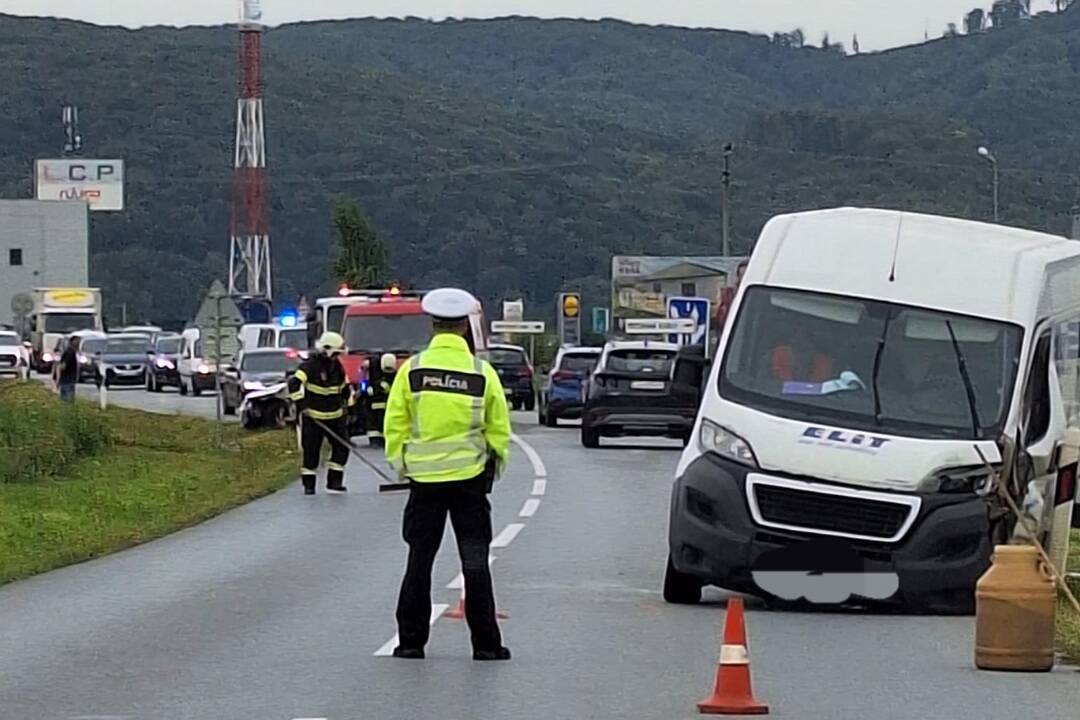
[719,286,1023,440]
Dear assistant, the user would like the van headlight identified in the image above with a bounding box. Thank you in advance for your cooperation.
[921,465,994,495]
[699,419,758,467]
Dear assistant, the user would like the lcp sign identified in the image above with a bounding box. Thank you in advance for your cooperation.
[35,159,125,211]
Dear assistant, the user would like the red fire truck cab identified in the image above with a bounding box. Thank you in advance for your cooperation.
[336,286,488,435]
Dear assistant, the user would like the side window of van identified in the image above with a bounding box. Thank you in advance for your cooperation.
[1024,332,1052,446]
[258,329,274,348]
[1053,319,1080,428]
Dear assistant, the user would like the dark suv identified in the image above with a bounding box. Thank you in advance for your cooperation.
[479,344,535,411]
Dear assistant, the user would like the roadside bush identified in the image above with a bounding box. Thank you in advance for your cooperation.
[0,381,112,483]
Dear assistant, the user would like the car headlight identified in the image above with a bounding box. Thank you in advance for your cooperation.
[155,358,174,369]
[243,381,265,391]
[920,465,993,495]
[196,363,212,374]
[42,352,54,362]
[78,354,90,364]
[699,419,758,467]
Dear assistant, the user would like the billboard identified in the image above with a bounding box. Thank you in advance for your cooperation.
[35,159,124,211]
[611,256,748,322]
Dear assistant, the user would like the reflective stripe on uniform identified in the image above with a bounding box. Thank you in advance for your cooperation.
[303,407,345,420]
[326,461,345,472]
[305,382,346,396]
[371,402,387,410]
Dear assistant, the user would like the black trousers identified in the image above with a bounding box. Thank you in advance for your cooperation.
[300,415,350,489]
[396,475,502,652]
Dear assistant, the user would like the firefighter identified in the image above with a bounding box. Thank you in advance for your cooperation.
[384,288,512,661]
[366,352,398,448]
[288,331,354,495]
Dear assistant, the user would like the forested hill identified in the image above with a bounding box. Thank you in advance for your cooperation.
[2,10,1080,325]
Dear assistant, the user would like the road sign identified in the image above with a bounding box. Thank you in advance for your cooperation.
[491,320,545,334]
[10,293,33,316]
[558,292,582,346]
[193,280,244,361]
[562,294,580,318]
[502,300,524,322]
[624,317,696,335]
[667,296,711,347]
[591,306,610,335]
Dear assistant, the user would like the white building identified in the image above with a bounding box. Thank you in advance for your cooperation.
[0,200,89,327]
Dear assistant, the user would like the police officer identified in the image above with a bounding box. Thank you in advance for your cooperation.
[365,353,398,448]
[288,331,353,495]
[384,288,512,661]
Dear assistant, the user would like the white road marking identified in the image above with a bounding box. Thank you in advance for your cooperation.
[519,498,541,517]
[447,556,496,589]
[374,603,449,656]
[491,522,525,548]
[510,432,547,477]
[531,478,547,496]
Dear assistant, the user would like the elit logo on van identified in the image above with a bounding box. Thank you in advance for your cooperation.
[801,426,890,450]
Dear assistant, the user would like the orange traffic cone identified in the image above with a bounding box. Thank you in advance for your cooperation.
[698,597,769,715]
[445,586,508,620]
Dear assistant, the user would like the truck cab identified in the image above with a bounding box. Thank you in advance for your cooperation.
[332,287,487,434]
[30,287,103,373]
[666,208,1077,612]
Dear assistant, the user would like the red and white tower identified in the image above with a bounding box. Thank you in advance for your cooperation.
[229,0,272,299]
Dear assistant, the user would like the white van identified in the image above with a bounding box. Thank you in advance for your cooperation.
[666,208,1078,612]
[239,322,309,353]
[177,328,217,396]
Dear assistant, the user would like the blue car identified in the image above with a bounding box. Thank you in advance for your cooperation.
[537,346,602,427]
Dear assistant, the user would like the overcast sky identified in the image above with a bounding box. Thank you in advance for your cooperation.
[0,1,1062,51]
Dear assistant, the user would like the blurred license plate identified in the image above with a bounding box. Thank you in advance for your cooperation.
[631,380,665,391]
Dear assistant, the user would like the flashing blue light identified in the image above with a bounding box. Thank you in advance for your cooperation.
[278,310,298,328]
[359,379,369,392]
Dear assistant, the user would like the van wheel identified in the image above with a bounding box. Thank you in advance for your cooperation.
[191,380,202,397]
[545,410,558,428]
[663,555,703,604]
[581,419,600,449]
[524,393,536,412]
[179,378,189,396]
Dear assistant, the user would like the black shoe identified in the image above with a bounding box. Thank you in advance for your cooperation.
[326,484,348,494]
[392,646,424,659]
[303,486,316,496]
[473,647,511,661]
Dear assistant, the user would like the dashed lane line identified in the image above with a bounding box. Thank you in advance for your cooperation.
[373,603,450,657]
[531,478,547,496]
[491,522,525,548]
[519,498,541,517]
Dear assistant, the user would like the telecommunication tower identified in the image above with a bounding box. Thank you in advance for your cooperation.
[229,0,272,300]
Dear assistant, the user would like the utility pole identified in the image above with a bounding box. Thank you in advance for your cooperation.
[721,143,733,256]
[977,146,999,223]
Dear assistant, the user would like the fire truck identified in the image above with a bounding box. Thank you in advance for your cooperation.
[307,284,488,435]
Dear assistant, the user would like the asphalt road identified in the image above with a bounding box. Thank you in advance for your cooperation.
[34,372,229,420]
[1,389,1077,719]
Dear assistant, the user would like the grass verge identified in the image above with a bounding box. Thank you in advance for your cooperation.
[0,381,298,585]
[1057,529,1080,665]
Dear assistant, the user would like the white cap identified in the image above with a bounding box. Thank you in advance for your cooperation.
[421,288,478,320]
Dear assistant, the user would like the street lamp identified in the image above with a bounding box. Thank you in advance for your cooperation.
[977,146,999,223]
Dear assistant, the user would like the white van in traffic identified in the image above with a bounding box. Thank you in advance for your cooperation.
[177,328,217,396]
[666,208,1078,612]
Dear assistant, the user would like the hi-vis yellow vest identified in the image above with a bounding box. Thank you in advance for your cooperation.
[384,334,511,483]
